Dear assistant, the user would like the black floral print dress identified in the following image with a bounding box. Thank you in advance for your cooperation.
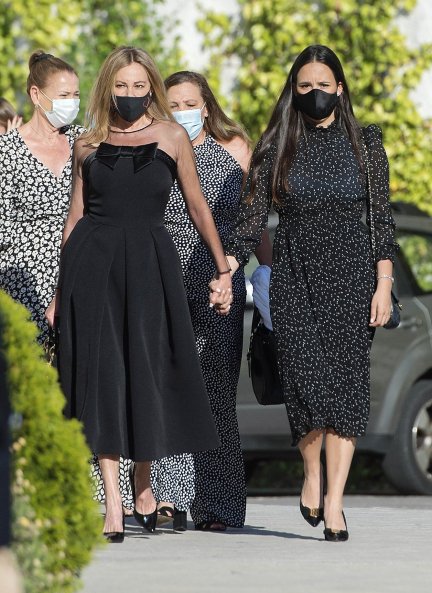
[227,123,397,446]
[0,126,83,344]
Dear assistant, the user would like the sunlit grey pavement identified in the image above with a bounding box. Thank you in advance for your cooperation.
[81,496,432,593]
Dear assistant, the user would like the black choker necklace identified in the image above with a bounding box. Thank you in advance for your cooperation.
[110,118,154,134]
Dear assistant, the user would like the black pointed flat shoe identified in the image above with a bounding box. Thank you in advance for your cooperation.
[323,511,349,542]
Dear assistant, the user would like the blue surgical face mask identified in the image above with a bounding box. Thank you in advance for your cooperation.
[172,104,206,140]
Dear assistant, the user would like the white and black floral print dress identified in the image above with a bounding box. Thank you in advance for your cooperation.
[0,126,83,343]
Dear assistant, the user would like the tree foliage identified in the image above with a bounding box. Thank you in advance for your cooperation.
[0,0,81,112]
[67,0,182,121]
[198,0,432,212]
[0,1,182,121]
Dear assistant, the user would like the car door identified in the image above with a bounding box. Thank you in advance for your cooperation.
[367,228,432,441]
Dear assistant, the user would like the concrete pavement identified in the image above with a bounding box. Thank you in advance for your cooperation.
[81,496,432,593]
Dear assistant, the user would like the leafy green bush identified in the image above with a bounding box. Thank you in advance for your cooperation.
[0,291,102,593]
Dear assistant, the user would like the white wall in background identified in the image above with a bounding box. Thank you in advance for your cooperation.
[159,0,238,71]
[397,0,432,118]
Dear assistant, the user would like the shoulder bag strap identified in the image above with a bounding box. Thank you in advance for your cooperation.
[361,133,376,261]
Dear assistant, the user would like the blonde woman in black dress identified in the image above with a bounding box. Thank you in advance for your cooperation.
[46,47,232,541]
[212,45,397,541]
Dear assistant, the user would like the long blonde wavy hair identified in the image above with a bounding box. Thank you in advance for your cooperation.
[83,46,174,145]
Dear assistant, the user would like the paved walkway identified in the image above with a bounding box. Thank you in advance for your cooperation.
[81,496,432,593]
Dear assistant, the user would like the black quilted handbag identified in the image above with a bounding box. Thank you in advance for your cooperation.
[247,308,284,405]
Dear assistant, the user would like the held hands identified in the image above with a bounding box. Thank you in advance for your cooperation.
[209,273,233,316]
[369,280,393,327]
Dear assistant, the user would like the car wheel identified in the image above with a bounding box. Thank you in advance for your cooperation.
[382,380,432,495]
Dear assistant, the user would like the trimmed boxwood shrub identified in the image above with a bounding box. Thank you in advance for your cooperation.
[0,291,102,593]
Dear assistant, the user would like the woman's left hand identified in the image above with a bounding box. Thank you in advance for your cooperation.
[209,273,233,316]
[369,281,393,327]
[7,114,23,132]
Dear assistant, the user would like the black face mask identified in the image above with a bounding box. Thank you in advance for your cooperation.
[114,92,152,122]
[293,89,339,120]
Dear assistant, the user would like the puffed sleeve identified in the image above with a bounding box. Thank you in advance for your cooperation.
[225,143,275,266]
[363,124,398,262]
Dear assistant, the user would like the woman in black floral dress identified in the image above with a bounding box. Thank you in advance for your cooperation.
[212,46,397,541]
[0,51,81,344]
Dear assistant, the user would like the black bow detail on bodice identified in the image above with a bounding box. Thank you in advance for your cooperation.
[95,142,159,173]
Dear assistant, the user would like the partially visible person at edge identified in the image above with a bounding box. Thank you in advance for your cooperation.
[211,44,397,542]
[0,51,81,345]
[45,46,232,542]
[0,98,22,135]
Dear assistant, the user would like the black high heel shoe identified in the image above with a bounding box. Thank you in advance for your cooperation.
[173,509,187,532]
[103,515,125,543]
[299,464,325,527]
[129,464,157,533]
[323,511,349,542]
[133,507,157,533]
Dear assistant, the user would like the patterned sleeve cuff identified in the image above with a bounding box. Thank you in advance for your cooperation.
[225,243,250,268]
[376,242,399,263]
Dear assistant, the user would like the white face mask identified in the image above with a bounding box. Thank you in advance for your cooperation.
[173,104,206,141]
[39,89,80,128]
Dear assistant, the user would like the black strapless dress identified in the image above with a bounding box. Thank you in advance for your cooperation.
[57,142,220,461]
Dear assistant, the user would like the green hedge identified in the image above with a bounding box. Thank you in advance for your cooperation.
[0,290,102,593]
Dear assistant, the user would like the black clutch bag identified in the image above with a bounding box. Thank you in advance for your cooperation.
[247,308,284,405]
[384,291,402,330]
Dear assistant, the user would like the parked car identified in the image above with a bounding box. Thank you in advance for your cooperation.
[237,205,432,495]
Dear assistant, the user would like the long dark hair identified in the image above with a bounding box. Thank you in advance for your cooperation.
[165,71,250,146]
[249,45,363,203]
